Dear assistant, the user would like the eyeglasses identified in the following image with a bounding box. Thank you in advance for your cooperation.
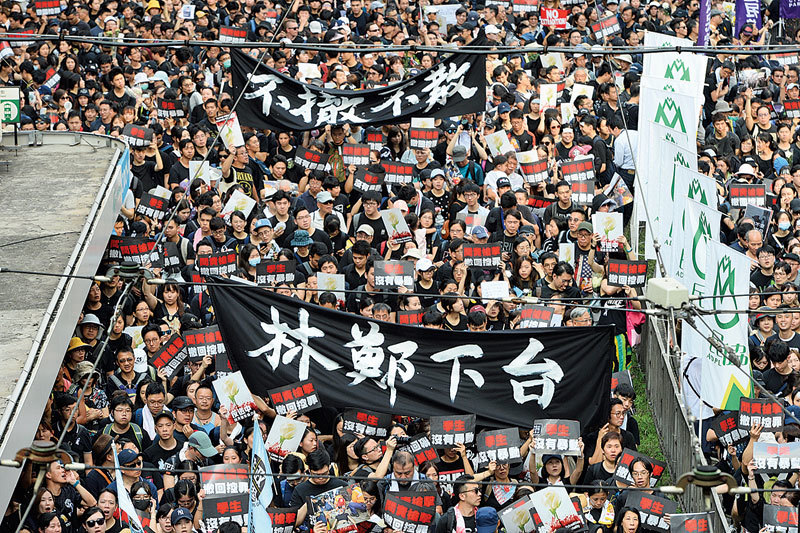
[460,488,481,495]
[85,519,104,528]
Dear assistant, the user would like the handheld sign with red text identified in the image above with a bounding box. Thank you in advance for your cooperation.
[354,167,385,193]
[374,261,415,289]
[342,144,370,167]
[267,380,321,416]
[200,464,249,495]
[396,310,424,326]
[531,419,581,456]
[135,192,168,221]
[512,0,538,13]
[784,100,800,119]
[199,464,250,531]
[562,159,595,182]
[365,128,386,151]
[475,428,523,467]
[398,434,439,465]
[219,26,248,43]
[121,124,154,147]
[384,492,436,533]
[729,184,766,208]
[256,260,296,286]
[184,325,226,362]
[463,243,502,268]
[148,334,189,380]
[669,513,712,533]
[342,408,392,437]
[529,486,586,533]
[267,509,298,533]
[430,414,477,447]
[35,0,61,15]
[518,306,557,329]
[520,158,550,184]
[739,397,784,431]
[571,180,593,205]
[710,411,749,446]
[295,147,330,172]
[627,492,677,533]
[613,449,666,487]
[409,128,439,149]
[775,52,800,67]
[108,235,155,264]
[528,196,555,218]
[607,260,648,287]
[157,99,185,119]
[149,242,181,272]
[764,505,799,533]
[611,370,632,391]
[540,7,568,27]
[591,15,621,40]
[382,161,415,184]
[196,251,237,276]
[753,442,800,473]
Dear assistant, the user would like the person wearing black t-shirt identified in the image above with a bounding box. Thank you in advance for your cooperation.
[766,308,800,355]
[761,340,795,395]
[222,146,264,202]
[584,399,637,466]
[290,449,348,525]
[131,145,163,193]
[434,475,481,533]
[143,411,184,470]
[750,245,776,290]
[168,139,194,188]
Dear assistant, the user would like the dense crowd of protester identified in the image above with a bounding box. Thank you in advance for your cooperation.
[6,0,800,531]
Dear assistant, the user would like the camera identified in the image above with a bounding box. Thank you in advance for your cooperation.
[394,435,412,445]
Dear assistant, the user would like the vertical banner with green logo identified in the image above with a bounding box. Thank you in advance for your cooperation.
[668,168,718,280]
[695,242,752,410]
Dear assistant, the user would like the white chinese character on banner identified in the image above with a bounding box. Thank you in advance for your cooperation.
[421,62,478,112]
[430,345,485,401]
[345,322,386,385]
[502,338,563,408]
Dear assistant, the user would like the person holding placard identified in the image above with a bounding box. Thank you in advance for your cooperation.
[221,146,263,202]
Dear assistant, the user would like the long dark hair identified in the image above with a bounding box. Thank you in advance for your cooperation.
[614,507,642,533]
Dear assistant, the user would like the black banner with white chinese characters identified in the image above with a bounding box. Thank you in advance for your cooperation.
[531,419,581,456]
[135,193,168,221]
[208,279,614,429]
[710,411,749,446]
[196,251,237,277]
[230,45,486,131]
[184,325,226,362]
[398,434,439,465]
[627,493,676,533]
[267,509,298,533]
[463,243,502,268]
[607,260,648,287]
[384,492,436,533]
[148,333,189,379]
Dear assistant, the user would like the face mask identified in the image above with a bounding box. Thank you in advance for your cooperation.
[249,257,261,266]
[223,59,231,69]
[133,499,150,511]
[780,221,791,231]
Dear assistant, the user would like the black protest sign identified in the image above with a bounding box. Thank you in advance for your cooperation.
[382,161,415,184]
[196,251,237,277]
[527,196,555,218]
[670,513,712,533]
[753,442,800,474]
[396,310,424,326]
[627,492,676,533]
[409,128,439,149]
[295,147,330,172]
[148,334,189,379]
[784,100,800,119]
[35,0,61,15]
[202,493,248,532]
[353,167,385,193]
[591,15,621,40]
[607,260,648,287]
[571,179,593,205]
[135,192,168,221]
[231,47,486,131]
[216,349,234,374]
[342,408,392,437]
[463,243,502,268]
[521,159,550,184]
[475,428,523,467]
[342,144,370,166]
[208,279,615,430]
[200,464,250,495]
[365,128,386,151]
[729,183,766,208]
[709,411,749,446]
[764,505,799,533]
[744,204,772,237]
[255,260,296,286]
[184,325,226,362]
[611,370,632,391]
[384,492,436,533]
[121,124,154,147]
[739,397,784,432]
[614,449,667,487]
[562,159,595,182]
[149,241,182,272]
[775,52,800,67]
[430,414,477,447]
[109,235,155,264]
[219,25,248,43]
[398,434,439,465]
[267,509,299,533]
[267,380,321,416]
[374,261,415,289]
[394,491,438,509]
[531,419,581,456]
[157,99,185,119]
[518,306,556,329]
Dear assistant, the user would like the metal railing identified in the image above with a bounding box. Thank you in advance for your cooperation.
[638,318,731,533]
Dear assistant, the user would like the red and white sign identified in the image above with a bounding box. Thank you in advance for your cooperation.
[540,7,569,28]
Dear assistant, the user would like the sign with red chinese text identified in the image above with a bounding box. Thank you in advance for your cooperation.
[295,147,330,172]
[519,306,557,329]
[611,370,632,391]
[764,505,799,533]
[709,411,749,446]
[669,513,711,533]
[121,124,154,147]
[375,260,415,289]
[256,260,296,286]
[267,380,321,416]
[475,427,523,467]
[562,158,595,182]
[739,397,784,432]
[354,167,385,193]
[107,235,155,264]
[398,434,439,465]
[613,449,667,487]
[365,128,386,152]
[753,442,800,473]
[342,408,392,437]
[157,98,185,119]
[196,251,237,277]
[382,160,415,184]
[199,464,250,531]
[430,414,476,447]
[409,128,439,149]
[135,192,168,221]
[148,333,189,379]
[219,26,247,43]
[520,158,550,184]
[396,310,424,326]
[184,325,226,362]
[627,492,677,533]
[570,179,593,205]
[531,419,581,456]
[463,243,502,268]
[342,144,371,167]
[607,259,648,287]
[267,509,298,533]
[384,492,436,533]
[591,15,621,40]
[729,184,766,208]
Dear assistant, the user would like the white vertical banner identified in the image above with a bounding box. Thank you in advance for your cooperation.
[113,449,145,533]
[667,168,718,278]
